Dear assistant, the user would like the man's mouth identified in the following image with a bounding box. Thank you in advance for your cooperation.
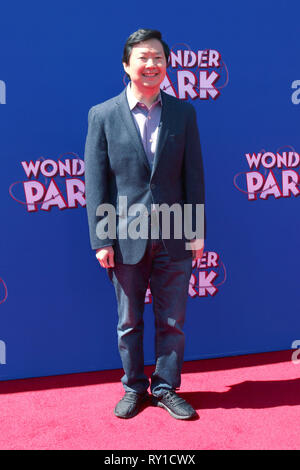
[142,72,159,77]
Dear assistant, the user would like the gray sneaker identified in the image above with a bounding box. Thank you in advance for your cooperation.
[114,391,150,419]
[152,390,197,420]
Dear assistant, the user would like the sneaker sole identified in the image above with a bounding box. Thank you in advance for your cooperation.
[155,400,197,420]
[114,408,140,419]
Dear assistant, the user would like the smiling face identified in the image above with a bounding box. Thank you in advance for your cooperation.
[123,38,167,94]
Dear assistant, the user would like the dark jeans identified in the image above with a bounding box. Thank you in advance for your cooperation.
[109,238,192,397]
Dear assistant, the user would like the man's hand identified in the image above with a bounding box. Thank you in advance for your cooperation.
[189,239,204,260]
[96,246,115,268]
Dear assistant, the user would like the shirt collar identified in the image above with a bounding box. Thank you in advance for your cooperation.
[126,82,162,110]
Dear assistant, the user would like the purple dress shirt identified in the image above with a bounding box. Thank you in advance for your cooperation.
[126,83,162,168]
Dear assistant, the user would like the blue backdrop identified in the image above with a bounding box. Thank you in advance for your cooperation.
[1,0,299,380]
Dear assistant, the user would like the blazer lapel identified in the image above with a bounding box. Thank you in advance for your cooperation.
[151,90,170,178]
[116,88,151,172]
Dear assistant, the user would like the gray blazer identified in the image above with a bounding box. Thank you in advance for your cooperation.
[84,87,205,264]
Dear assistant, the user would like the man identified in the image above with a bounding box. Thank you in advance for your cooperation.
[84,29,205,420]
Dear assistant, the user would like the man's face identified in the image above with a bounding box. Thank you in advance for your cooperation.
[123,38,167,91]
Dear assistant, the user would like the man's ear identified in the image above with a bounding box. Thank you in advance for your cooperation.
[122,62,129,75]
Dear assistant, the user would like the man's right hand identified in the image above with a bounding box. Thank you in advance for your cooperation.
[96,246,115,268]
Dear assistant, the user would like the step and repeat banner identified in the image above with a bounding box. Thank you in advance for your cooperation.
[1,0,300,380]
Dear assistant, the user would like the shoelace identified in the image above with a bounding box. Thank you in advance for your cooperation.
[162,391,186,406]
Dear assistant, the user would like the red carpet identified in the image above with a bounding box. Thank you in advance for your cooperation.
[0,350,299,450]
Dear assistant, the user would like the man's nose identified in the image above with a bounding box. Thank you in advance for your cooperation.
[145,58,156,67]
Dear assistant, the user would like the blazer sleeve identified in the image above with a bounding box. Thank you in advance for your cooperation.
[183,104,207,239]
[84,107,114,250]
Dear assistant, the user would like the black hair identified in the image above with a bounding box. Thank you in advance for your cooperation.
[122,28,170,65]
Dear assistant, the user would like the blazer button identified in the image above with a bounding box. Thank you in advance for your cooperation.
[151,183,156,189]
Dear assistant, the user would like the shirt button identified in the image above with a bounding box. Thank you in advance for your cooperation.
[148,116,151,120]
[151,183,156,189]
[149,139,152,143]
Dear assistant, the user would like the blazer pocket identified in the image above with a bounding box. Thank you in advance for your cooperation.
[168,133,185,144]
[168,133,184,139]
[166,134,185,153]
